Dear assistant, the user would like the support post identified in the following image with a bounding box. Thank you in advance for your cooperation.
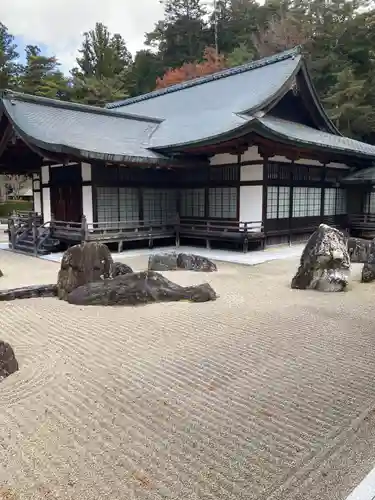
[206,220,211,249]
[81,214,88,243]
[32,217,38,256]
[8,218,15,249]
[243,223,249,253]
[175,214,180,248]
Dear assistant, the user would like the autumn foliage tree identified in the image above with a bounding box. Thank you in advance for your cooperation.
[155,47,226,89]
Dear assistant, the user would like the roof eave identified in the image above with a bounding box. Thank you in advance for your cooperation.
[251,119,375,161]
[239,56,303,116]
[150,118,256,152]
[299,62,341,135]
[7,121,173,166]
[0,100,173,166]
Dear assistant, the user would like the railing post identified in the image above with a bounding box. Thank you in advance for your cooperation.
[81,215,88,243]
[175,213,180,248]
[243,222,249,253]
[32,218,38,256]
[8,218,15,250]
[206,220,211,249]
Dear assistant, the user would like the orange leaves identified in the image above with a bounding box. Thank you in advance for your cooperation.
[155,47,227,89]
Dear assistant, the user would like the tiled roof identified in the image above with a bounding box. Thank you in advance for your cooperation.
[1,91,169,164]
[255,116,375,159]
[107,47,301,113]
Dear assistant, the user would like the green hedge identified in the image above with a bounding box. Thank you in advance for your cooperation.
[0,201,33,217]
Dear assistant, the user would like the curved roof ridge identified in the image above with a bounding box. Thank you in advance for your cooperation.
[106,47,302,110]
[0,90,162,124]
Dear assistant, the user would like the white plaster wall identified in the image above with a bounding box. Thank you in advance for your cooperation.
[81,163,92,182]
[239,185,263,230]
[33,191,42,214]
[327,162,349,170]
[241,164,263,181]
[82,185,93,225]
[210,153,238,165]
[241,146,263,162]
[41,165,49,184]
[42,187,51,223]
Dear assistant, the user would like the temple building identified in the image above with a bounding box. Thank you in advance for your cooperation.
[1,46,375,253]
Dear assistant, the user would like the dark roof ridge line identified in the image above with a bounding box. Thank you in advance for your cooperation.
[0,90,163,124]
[106,46,302,110]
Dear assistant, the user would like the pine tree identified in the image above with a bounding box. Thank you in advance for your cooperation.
[146,0,209,67]
[0,22,20,89]
[71,22,132,106]
[20,45,68,98]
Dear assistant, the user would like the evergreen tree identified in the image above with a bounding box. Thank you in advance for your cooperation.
[145,0,209,68]
[20,45,68,98]
[70,22,132,106]
[0,22,20,89]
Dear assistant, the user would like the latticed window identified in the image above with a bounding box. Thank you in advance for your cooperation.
[180,189,205,217]
[210,165,239,181]
[336,189,347,215]
[208,187,237,219]
[119,188,139,221]
[293,187,321,217]
[143,189,177,224]
[96,187,119,224]
[324,188,336,216]
[267,186,278,219]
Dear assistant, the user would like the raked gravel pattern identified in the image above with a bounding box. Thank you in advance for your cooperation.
[0,250,375,500]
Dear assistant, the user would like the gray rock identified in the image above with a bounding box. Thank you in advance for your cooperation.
[0,341,18,381]
[57,242,113,301]
[0,269,3,278]
[0,284,57,301]
[361,239,375,282]
[148,253,178,271]
[112,262,133,276]
[347,237,371,263]
[291,224,350,292]
[177,253,217,272]
[67,271,217,306]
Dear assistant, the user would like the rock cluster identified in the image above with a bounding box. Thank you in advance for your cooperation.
[67,271,217,306]
[0,341,18,381]
[148,253,217,272]
[347,237,371,263]
[291,224,350,292]
[0,242,217,306]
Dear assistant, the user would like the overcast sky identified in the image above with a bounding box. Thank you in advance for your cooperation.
[0,0,168,73]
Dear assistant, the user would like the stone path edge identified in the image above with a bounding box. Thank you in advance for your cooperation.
[345,467,375,500]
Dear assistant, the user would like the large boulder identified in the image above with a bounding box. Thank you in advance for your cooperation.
[67,271,217,306]
[177,253,217,272]
[291,224,350,292]
[148,253,217,272]
[361,238,375,282]
[148,253,178,271]
[57,242,113,301]
[112,262,133,276]
[0,341,18,381]
[347,237,371,263]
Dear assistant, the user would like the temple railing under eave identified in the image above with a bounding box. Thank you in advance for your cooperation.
[48,216,265,253]
[347,213,375,237]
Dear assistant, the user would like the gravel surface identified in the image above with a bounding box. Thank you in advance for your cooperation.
[0,250,374,500]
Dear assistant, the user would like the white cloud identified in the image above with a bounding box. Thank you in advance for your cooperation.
[0,0,165,73]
